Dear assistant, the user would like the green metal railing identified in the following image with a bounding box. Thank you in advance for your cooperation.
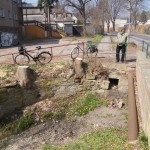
[142,41,150,58]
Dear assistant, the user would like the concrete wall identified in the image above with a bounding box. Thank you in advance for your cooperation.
[25,25,62,39]
[136,51,150,145]
[64,25,73,35]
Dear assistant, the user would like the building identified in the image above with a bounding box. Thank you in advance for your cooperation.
[0,0,22,46]
[0,0,22,32]
[22,6,77,38]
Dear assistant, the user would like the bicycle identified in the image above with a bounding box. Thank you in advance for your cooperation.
[71,41,98,59]
[15,46,52,65]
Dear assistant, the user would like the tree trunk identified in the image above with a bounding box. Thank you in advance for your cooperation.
[16,66,36,89]
[83,9,87,36]
[107,20,110,33]
[112,21,115,32]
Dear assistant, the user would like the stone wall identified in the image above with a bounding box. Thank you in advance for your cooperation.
[136,51,150,145]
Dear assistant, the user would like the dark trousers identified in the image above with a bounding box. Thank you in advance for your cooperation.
[116,45,126,62]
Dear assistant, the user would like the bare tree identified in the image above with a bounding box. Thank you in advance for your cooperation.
[97,0,111,33]
[126,0,145,29]
[64,0,92,35]
[108,0,126,31]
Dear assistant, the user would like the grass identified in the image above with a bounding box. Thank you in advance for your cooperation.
[41,93,108,121]
[87,34,103,47]
[17,113,34,131]
[69,93,109,117]
[42,128,134,150]
[138,131,149,150]
[0,65,17,73]
[0,113,35,140]
[0,65,17,80]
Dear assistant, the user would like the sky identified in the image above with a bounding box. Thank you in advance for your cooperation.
[24,0,150,10]
[23,0,37,5]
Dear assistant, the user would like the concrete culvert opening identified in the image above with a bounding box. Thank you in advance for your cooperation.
[109,78,119,89]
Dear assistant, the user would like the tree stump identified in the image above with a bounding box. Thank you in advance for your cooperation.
[74,58,84,83]
[16,66,36,89]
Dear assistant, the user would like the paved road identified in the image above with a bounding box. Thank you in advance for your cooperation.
[108,32,150,45]
[130,33,150,45]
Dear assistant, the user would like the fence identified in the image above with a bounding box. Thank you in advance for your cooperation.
[142,41,150,58]
[0,41,137,65]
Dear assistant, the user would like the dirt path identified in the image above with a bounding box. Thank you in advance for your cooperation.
[0,107,127,150]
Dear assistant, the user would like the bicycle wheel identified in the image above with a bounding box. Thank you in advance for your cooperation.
[71,47,79,59]
[38,52,52,64]
[15,54,30,65]
[86,46,98,58]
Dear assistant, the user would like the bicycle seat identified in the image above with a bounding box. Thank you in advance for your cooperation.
[36,46,41,50]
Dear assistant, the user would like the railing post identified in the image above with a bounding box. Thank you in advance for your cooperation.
[51,47,53,56]
[12,54,15,64]
[146,44,149,58]
[82,42,85,59]
[142,41,144,51]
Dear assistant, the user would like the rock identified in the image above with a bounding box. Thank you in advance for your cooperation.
[112,85,118,90]
[74,78,81,83]
[95,89,105,95]
[86,75,96,80]
[101,80,110,90]
[67,69,75,80]
[108,101,116,109]
[109,73,120,79]
[117,101,125,108]
[77,85,83,92]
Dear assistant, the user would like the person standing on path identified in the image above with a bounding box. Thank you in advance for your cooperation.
[116,27,129,63]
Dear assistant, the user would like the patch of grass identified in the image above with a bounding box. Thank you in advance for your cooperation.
[93,34,103,45]
[17,113,34,131]
[40,79,63,89]
[70,93,109,117]
[0,65,17,80]
[0,113,35,140]
[42,128,135,150]
[89,34,103,46]
[42,111,66,121]
[0,65,17,73]
[138,131,149,150]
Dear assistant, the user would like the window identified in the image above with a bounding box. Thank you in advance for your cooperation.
[0,8,5,17]
[14,13,18,20]
[8,10,11,19]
